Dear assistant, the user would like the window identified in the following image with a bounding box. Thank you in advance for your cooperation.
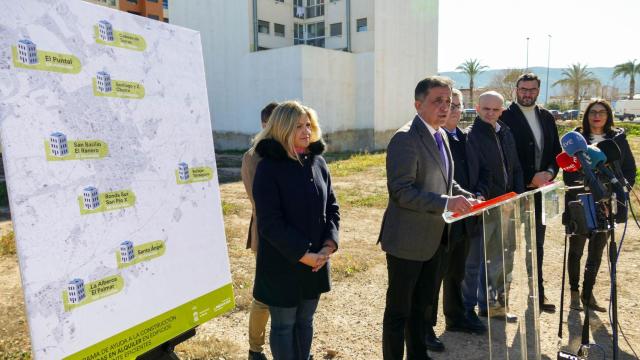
[330,22,342,37]
[294,23,304,44]
[127,10,141,15]
[127,0,137,3]
[148,14,159,20]
[147,0,158,2]
[258,20,270,34]
[306,22,324,39]
[274,23,285,37]
[306,0,324,18]
[162,0,168,9]
[275,0,284,2]
[356,18,367,32]
[163,18,169,23]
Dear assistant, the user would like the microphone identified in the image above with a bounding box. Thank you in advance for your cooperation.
[560,131,607,200]
[596,139,631,191]
[556,152,581,173]
[586,145,624,192]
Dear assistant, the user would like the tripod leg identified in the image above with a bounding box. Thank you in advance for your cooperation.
[558,233,569,338]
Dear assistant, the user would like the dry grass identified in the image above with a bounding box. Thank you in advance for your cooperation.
[175,335,242,360]
[0,230,16,256]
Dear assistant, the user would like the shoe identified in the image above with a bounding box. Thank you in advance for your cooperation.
[446,318,486,334]
[478,308,488,317]
[540,296,556,313]
[487,305,518,323]
[570,290,583,311]
[583,293,606,313]
[464,310,487,333]
[248,350,268,360]
[424,327,444,352]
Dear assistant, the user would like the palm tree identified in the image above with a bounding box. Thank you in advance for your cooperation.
[552,63,599,107]
[456,59,488,108]
[613,60,640,99]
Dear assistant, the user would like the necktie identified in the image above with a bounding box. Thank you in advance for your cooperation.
[434,131,448,175]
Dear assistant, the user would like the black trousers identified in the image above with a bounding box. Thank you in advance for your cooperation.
[567,232,608,297]
[427,223,470,327]
[382,244,444,360]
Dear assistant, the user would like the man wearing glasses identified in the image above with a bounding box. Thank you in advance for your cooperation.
[499,73,561,313]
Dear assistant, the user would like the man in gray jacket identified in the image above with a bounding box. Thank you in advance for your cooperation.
[379,76,476,360]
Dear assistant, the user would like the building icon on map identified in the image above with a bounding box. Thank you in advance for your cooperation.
[98,20,114,42]
[178,162,190,181]
[17,39,38,65]
[96,71,112,93]
[67,278,86,304]
[83,186,100,210]
[120,241,135,263]
[49,132,68,157]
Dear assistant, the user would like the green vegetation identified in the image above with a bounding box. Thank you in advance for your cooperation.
[0,230,16,256]
[221,200,241,216]
[336,187,387,209]
[331,253,370,279]
[327,152,385,177]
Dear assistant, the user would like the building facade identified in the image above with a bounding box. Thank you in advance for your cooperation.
[171,0,439,151]
[83,186,100,210]
[17,39,38,65]
[49,132,69,157]
[98,20,115,42]
[178,162,190,181]
[84,0,169,22]
[96,71,112,93]
[120,241,135,263]
[67,279,86,304]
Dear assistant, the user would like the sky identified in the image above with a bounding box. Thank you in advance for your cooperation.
[438,0,640,72]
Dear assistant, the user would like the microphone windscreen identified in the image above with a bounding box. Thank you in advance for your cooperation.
[556,152,581,172]
[586,145,607,166]
[596,139,622,162]
[561,131,588,156]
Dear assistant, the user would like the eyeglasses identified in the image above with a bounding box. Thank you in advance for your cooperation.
[517,87,539,94]
[451,103,462,111]
[589,110,608,117]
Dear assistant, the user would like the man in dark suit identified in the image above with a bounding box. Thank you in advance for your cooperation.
[499,73,561,313]
[466,91,525,320]
[379,76,477,360]
[424,89,485,353]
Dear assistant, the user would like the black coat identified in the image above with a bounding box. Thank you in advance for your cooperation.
[563,126,637,194]
[445,127,475,237]
[252,139,340,307]
[466,117,525,200]
[500,102,562,185]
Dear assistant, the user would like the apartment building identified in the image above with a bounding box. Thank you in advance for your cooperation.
[172,0,438,151]
[84,0,170,22]
[251,0,373,53]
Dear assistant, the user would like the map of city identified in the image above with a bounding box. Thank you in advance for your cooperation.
[0,1,234,359]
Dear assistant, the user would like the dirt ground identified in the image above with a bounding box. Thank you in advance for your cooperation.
[1,153,639,359]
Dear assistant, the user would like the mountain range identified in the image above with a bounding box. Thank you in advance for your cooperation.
[440,66,631,102]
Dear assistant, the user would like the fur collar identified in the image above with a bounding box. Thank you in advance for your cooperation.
[255,138,326,161]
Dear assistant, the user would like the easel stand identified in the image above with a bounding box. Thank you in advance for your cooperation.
[136,328,196,360]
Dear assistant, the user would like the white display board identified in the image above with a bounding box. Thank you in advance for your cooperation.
[0,1,234,359]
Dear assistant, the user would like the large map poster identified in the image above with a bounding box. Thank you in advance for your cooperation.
[0,1,234,359]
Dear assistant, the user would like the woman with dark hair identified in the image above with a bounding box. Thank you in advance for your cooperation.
[251,101,340,360]
[563,99,636,312]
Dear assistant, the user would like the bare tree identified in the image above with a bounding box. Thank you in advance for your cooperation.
[488,69,524,102]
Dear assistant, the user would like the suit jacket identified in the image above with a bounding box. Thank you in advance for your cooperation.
[378,116,472,262]
[500,102,561,186]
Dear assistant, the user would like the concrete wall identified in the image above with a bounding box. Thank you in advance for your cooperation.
[372,0,438,146]
[171,0,438,151]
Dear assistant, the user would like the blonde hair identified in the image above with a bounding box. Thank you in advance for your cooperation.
[251,100,322,160]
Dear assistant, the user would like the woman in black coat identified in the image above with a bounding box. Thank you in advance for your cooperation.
[563,99,636,312]
[251,101,340,360]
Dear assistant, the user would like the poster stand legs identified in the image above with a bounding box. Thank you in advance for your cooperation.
[136,328,196,360]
